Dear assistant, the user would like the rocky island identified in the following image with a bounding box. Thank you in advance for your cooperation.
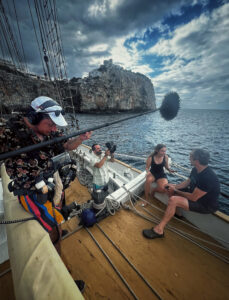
[0,59,156,113]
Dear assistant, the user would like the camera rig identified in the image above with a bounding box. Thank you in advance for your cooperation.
[105,141,116,154]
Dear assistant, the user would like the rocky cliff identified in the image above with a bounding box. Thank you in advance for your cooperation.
[0,59,156,113]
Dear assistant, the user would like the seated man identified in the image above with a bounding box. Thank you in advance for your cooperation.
[143,148,220,239]
[90,143,115,192]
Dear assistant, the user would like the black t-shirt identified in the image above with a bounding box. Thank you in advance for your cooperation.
[189,166,220,211]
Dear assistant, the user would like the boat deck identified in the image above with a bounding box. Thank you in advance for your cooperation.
[61,179,229,300]
[1,177,229,300]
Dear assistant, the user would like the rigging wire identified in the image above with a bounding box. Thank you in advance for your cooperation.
[96,223,163,300]
[0,1,25,70]
[131,191,229,246]
[12,0,28,72]
[39,0,64,105]
[27,0,46,76]
[53,0,78,127]
[31,0,79,128]
[85,227,140,300]
[0,1,28,104]
[122,197,229,264]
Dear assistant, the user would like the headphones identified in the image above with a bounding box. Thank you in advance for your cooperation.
[26,109,45,125]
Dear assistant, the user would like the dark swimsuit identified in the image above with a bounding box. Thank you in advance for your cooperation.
[150,156,167,181]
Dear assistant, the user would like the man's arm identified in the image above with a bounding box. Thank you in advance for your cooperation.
[174,178,191,190]
[173,187,207,202]
[94,150,110,168]
[64,132,92,151]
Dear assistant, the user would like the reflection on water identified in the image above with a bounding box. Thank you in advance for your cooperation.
[67,109,229,215]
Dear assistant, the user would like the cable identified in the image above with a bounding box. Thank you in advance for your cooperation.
[0,216,35,224]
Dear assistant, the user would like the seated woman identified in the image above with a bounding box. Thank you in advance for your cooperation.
[144,144,174,204]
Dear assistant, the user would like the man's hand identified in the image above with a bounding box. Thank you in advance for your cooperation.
[164,184,175,197]
[79,131,92,141]
[105,149,111,157]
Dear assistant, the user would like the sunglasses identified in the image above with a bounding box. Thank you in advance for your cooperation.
[44,110,65,116]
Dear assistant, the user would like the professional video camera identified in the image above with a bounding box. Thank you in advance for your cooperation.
[105,141,117,154]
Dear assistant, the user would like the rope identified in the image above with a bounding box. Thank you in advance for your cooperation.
[73,151,228,247]
[131,191,229,246]
[85,227,140,300]
[122,198,229,264]
[142,205,229,250]
[0,217,35,224]
[96,223,163,300]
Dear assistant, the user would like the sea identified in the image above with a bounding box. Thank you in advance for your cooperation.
[68,109,229,215]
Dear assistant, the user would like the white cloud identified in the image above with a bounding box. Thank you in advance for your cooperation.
[145,3,229,109]
[88,43,109,52]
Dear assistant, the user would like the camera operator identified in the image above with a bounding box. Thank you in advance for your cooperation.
[90,143,115,192]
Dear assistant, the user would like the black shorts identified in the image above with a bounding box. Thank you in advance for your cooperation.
[150,170,167,181]
[188,201,213,214]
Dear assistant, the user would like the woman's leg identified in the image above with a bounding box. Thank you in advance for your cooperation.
[144,173,155,202]
[154,178,168,194]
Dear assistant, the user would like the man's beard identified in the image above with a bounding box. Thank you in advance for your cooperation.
[96,151,102,156]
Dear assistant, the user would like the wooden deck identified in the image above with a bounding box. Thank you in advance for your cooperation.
[1,177,229,300]
[61,179,229,300]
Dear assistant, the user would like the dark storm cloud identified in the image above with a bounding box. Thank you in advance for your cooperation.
[2,0,228,109]
[2,0,193,76]
[55,0,193,76]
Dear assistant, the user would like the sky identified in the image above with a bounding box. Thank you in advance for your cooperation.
[1,0,229,110]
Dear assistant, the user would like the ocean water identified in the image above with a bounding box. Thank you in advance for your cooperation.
[69,109,229,215]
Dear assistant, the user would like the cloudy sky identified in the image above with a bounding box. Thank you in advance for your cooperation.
[1,0,229,109]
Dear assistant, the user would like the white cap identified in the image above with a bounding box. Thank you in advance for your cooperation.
[31,96,68,127]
